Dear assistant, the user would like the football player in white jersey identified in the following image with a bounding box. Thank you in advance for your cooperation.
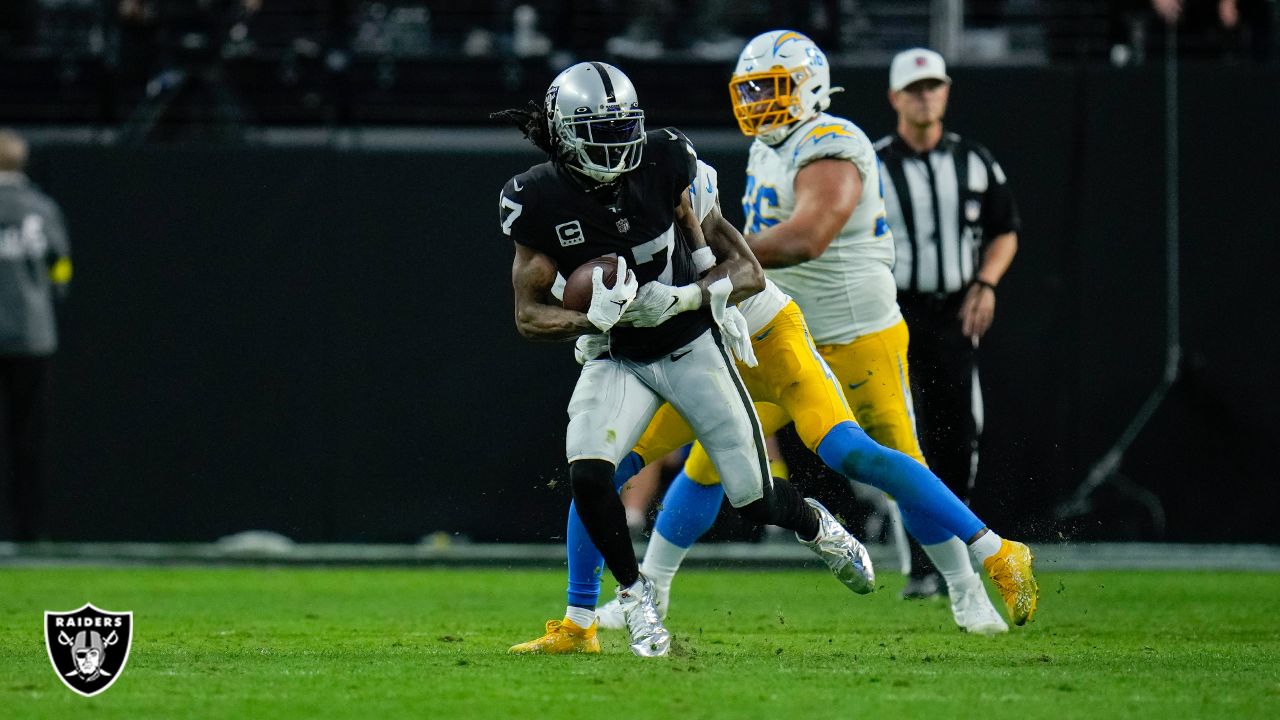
[591,31,1039,635]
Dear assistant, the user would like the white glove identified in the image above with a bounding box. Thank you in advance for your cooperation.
[692,246,717,275]
[620,281,702,328]
[586,256,638,333]
[709,277,757,367]
[574,333,610,365]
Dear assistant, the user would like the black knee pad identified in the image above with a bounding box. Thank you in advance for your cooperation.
[569,459,615,502]
[736,496,773,525]
[733,477,816,538]
[735,478,788,525]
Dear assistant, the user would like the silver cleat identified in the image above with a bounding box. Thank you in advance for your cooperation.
[798,498,876,594]
[616,574,671,657]
[596,582,667,631]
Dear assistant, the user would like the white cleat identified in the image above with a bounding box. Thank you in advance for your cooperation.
[596,597,626,630]
[616,574,671,657]
[949,577,1009,635]
[597,583,667,630]
[798,498,876,594]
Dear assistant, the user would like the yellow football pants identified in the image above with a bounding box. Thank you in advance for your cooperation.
[631,302,925,488]
[816,317,927,467]
[631,305,925,486]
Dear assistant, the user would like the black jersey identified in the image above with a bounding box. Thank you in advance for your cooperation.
[500,127,709,361]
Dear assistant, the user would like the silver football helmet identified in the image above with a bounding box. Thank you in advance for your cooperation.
[545,62,646,184]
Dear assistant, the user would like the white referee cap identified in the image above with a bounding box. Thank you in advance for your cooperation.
[889,48,951,91]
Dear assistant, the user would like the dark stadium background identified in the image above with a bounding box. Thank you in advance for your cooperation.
[2,1,1277,545]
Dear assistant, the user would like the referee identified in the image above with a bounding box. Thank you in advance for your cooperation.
[875,49,1020,599]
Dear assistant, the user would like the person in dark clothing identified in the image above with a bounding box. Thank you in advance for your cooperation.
[0,129,72,541]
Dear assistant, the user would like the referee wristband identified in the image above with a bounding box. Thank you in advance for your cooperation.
[972,279,997,293]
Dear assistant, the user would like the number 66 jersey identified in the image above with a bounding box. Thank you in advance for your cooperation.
[742,113,900,346]
[499,127,710,361]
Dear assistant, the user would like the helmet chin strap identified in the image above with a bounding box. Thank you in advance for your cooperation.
[566,163,622,189]
[759,112,806,146]
[759,125,797,147]
[570,139,633,185]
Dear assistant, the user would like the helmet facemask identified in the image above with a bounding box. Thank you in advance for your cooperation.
[729,67,812,141]
[556,104,646,184]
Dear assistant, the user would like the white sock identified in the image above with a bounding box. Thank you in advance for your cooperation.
[921,535,979,590]
[564,606,595,629]
[886,500,911,575]
[968,530,1004,564]
[620,576,646,595]
[639,531,689,591]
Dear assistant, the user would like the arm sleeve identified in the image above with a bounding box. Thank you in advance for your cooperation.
[43,199,72,293]
[977,146,1020,239]
[44,201,70,258]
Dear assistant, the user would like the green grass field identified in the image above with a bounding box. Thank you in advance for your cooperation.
[2,566,1277,719]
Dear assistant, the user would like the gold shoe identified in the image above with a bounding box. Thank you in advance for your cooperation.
[982,539,1039,626]
[508,618,601,654]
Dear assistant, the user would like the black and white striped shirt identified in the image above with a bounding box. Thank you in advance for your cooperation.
[875,132,1019,295]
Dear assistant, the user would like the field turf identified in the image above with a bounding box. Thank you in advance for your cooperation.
[2,566,1277,719]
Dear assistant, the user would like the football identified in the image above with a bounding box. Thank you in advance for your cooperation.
[561,255,618,312]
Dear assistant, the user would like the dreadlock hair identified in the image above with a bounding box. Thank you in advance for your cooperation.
[490,100,557,158]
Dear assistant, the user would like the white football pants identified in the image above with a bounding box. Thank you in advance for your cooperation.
[565,328,771,507]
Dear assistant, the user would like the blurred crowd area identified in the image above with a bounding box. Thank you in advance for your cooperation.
[0,1,1274,129]
[2,1,1274,64]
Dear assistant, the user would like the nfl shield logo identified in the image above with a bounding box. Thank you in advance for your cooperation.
[616,217,630,233]
[45,603,134,697]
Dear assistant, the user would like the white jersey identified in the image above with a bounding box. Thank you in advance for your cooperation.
[688,159,789,335]
[743,113,901,346]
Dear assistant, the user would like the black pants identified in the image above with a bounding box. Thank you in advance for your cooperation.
[898,292,980,578]
[0,355,50,541]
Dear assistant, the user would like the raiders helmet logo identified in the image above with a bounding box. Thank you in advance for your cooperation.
[45,603,133,697]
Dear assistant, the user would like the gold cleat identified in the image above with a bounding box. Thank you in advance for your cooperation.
[982,539,1039,626]
[508,618,601,655]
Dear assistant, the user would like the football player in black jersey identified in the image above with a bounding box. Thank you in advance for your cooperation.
[495,61,875,657]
